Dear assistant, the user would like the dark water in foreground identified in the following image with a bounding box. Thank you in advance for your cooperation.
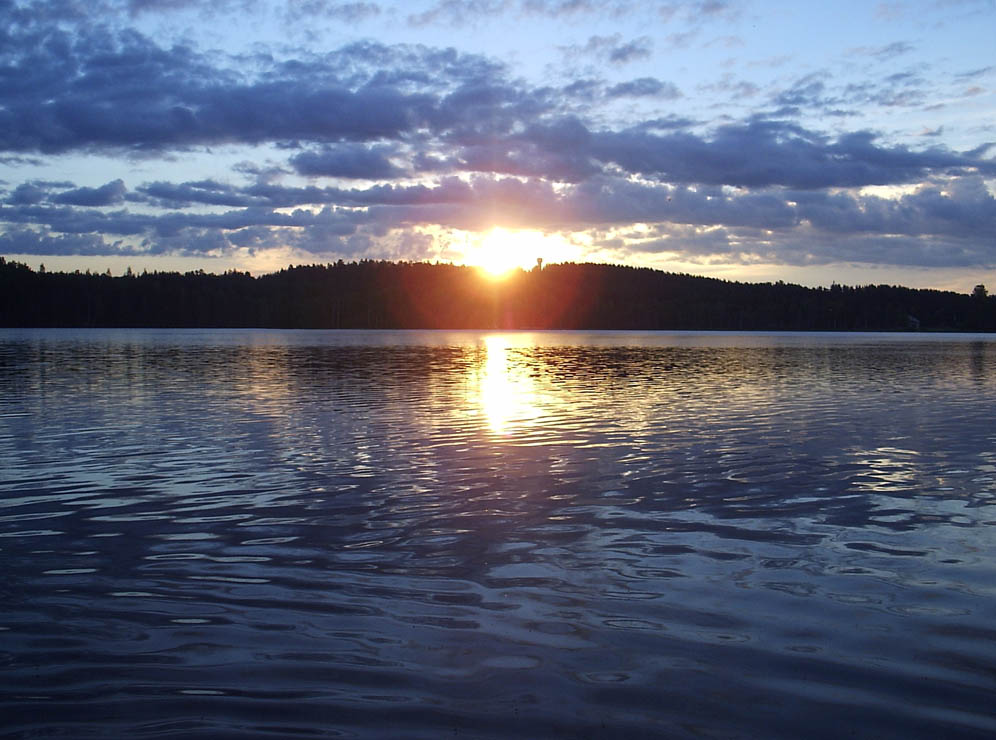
[1,329,995,739]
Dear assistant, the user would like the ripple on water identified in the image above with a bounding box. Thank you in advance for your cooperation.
[1,330,996,738]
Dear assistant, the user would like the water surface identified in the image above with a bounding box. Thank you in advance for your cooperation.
[1,329,995,738]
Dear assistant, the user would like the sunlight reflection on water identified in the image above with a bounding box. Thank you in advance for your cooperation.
[1,329,996,739]
[477,334,542,435]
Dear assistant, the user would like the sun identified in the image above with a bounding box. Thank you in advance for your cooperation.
[475,227,534,277]
[470,227,575,278]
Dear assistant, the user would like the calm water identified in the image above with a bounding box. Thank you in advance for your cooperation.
[1,329,995,739]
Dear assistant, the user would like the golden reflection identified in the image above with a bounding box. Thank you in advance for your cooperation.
[475,335,542,434]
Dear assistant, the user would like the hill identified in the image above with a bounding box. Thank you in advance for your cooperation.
[1,257,993,331]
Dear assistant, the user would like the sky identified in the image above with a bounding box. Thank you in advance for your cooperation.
[0,0,994,290]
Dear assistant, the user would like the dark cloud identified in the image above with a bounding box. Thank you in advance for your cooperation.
[0,1,993,273]
[562,177,798,231]
[4,166,995,268]
[52,179,127,206]
[793,176,996,242]
[129,176,477,210]
[0,24,499,153]
[451,140,599,182]
[127,0,202,12]
[7,11,977,194]
[290,144,406,179]
[964,141,995,158]
[0,226,139,256]
[124,0,261,16]
[605,77,681,99]
[6,167,993,255]
[138,179,265,208]
[7,182,51,205]
[1,0,96,26]
[634,115,698,131]
[539,118,996,189]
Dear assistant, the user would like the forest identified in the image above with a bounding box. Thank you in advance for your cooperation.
[1,257,994,331]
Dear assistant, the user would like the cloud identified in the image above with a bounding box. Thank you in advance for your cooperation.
[6,182,51,205]
[871,41,916,60]
[564,34,653,65]
[605,77,681,99]
[126,0,203,13]
[6,166,995,267]
[133,176,477,210]
[51,179,127,206]
[407,0,622,26]
[840,75,928,109]
[123,0,263,17]
[659,0,739,24]
[699,73,759,100]
[956,65,994,79]
[561,177,798,231]
[290,144,406,178]
[0,1,993,275]
[7,13,978,196]
[0,226,139,256]
[561,78,602,101]
[0,154,44,167]
[662,30,698,48]
[407,0,510,27]
[521,0,601,16]
[774,73,831,109]
[793,176,996,242]
[2,0,97,26]
[0,25,497,153]
[284,1,381,23]
[538,118,996,189]
[618,176,996,269]
[607,36,653,64]
[138,179,265,208]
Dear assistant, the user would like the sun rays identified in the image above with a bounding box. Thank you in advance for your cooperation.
[468,227,577,278]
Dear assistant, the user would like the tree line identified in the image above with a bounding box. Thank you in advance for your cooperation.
[1,257,993,331]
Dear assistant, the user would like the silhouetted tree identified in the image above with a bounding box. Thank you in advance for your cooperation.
[1,259,994,332]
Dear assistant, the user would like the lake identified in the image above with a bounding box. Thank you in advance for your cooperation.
[1,329,995,739]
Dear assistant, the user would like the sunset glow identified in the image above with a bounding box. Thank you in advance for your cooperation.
[469,228,577,278]
[1,0,994,290]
